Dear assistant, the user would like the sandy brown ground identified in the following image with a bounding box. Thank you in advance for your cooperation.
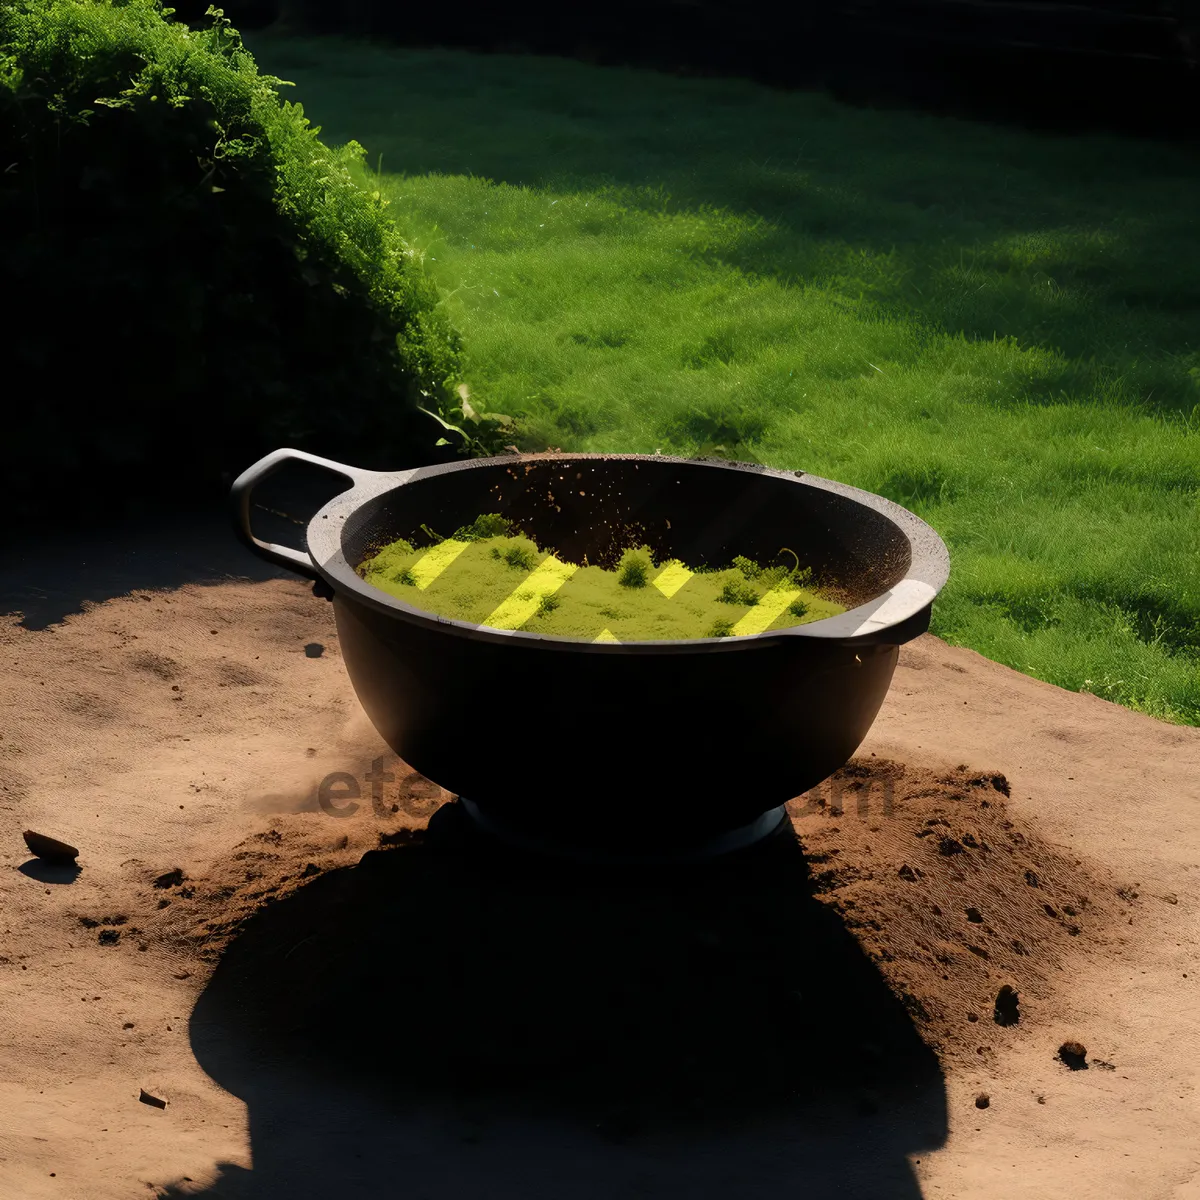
[2,577,1198,1199]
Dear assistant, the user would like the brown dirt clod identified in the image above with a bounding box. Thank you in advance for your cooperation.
[1058,1041,1088,1069]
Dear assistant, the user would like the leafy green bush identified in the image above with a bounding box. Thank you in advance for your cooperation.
[0,0,471,521]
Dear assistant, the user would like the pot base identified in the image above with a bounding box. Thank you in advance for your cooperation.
[457,797,789,865]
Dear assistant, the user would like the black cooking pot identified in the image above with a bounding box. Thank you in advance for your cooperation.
[232,450,949,861]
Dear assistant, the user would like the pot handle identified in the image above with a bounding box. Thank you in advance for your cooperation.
[231,447,376,579]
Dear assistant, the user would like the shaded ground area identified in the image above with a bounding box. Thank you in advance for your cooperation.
[0,467,346,630]
[188,3,1200,142]
[162,805,945,1196]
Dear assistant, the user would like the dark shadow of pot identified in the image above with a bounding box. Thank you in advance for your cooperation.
[172,802,947,1198]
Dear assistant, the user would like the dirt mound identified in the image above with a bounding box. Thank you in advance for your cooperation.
[61,751,1121,1137]
[789,758,1122,1067]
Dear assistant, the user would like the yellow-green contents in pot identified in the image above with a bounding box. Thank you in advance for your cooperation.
[356,514,847,641]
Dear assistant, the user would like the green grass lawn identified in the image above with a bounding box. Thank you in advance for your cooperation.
[246,30,1200,726]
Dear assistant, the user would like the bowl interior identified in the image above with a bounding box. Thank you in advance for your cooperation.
[339,456,912,611]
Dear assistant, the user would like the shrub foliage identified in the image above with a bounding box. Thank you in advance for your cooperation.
[0,0,469,518]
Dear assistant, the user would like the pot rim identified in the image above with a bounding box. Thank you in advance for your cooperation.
[292,451,950,652]
[232,449,949,652]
